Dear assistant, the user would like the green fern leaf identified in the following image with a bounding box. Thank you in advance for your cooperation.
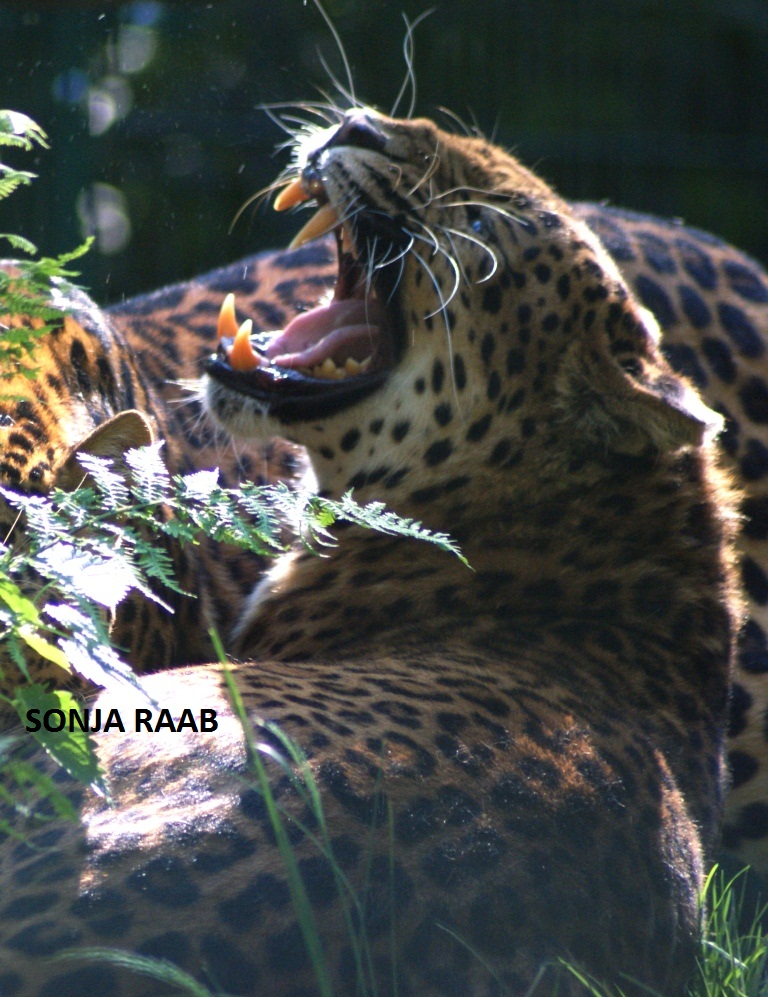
[74,456,130,510]
[125,442,172,503]
[0,110,49,151]
[0,170,35,199]
[13,685,107,798]
[44,602,155,706]
[0,233,36,254]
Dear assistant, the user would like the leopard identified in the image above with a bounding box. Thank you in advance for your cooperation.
[108,195,768,876]
[0,269,190,706]
[0,106,751,996]
[0,263,305,717]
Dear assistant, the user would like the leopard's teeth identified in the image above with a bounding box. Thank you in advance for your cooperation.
[319,357,337,378]
[274,178,310,212]
[229,319,261,372]
[217,292,239,342]
[297,354,374,380]
[310,364,345,381]
[289,205,339,250]
[341,224,355,257]
[307,360,342,380]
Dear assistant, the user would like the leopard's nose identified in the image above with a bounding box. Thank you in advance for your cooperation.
[305,110,387,178]
[317,109,387,161]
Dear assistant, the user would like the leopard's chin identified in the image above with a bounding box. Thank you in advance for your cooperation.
[205,182,407,425]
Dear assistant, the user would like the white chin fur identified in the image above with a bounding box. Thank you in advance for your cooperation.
[203,376,273,440]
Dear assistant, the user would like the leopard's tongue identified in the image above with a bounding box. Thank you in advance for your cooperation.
[265,297,382,369]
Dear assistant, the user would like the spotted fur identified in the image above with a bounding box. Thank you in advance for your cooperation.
[0,263,302,716]
[0,110,749,995]
[132,199,768,874]
[571,204,768,868]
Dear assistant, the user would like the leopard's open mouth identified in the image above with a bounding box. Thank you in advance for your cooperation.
[206,177,407,423]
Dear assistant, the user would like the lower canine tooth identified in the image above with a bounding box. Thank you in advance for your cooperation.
[359,355,372,372]
[229,319,261,372]
[345,357,360,375]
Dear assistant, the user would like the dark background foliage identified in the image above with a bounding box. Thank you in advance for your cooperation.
[1,0,767,305]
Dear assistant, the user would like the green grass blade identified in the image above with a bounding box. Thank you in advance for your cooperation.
[219,660,334,997]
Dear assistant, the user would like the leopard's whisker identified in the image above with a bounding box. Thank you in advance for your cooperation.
[408,216,440,256]
[442,229,471,288]
[390,9,433,120]
[407,224,462,307]
[428,189,528,229]
[406,140,441,198]
[373,236,414,276]
[408,238,466,419]
[229,175,297,233]
[259,100,344,115]
[387,163,403,191]
[443,225,500,283]
[315,57,357,113]
[309,0,357,110]
[435,105,476,137]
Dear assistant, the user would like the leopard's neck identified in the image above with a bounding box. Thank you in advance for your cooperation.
[234,444,737,708]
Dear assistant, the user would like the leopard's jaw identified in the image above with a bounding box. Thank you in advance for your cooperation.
[205,111,720,528]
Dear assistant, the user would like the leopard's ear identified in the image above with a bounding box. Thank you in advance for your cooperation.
[555,301,722,454]
[57,410,155,490]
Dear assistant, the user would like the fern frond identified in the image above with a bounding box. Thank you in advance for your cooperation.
[0,110,49,152]
[0,233,36,255]
[330,492,468,562]
[0,169,35,200]
[74,455,131,510]
[124,442,172,504]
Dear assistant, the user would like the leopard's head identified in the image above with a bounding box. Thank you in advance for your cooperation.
[0,269,156,497]
[204,110,719,527]
[0,267,156,722]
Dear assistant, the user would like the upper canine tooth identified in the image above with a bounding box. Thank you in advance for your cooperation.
[289,205,339,250]
[229,319,261,372]
[217,292,239,342]
[274,178,310,212]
